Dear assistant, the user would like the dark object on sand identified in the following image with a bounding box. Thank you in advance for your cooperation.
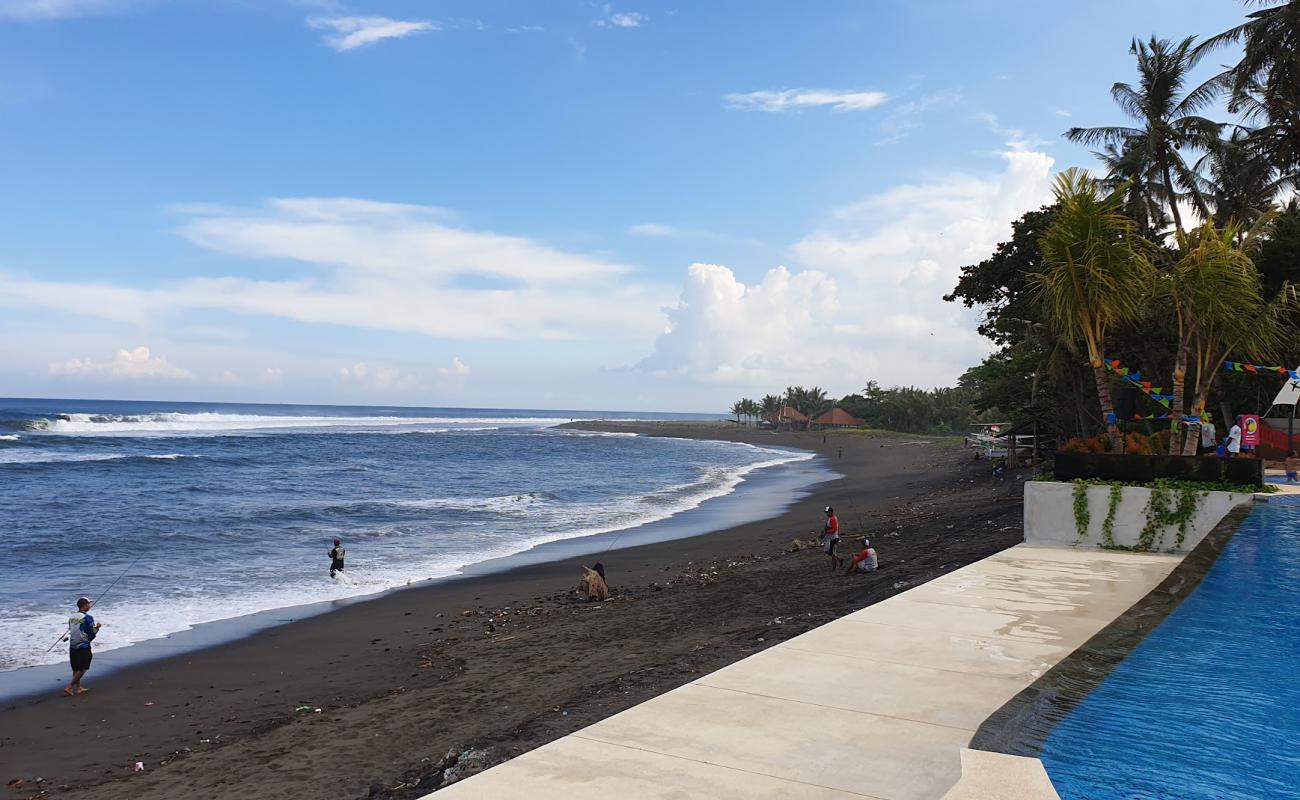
[580,565,609,601]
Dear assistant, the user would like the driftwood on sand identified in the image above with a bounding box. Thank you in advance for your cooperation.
[580,567,609,601]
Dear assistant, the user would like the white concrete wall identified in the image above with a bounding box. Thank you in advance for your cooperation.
[1024,481,1254,552]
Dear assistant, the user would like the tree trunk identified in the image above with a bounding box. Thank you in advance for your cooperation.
[1092,362,1123,453]
[1168,340,1188,455]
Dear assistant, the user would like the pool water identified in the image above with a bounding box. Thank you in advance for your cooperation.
[1040,496,1300,799]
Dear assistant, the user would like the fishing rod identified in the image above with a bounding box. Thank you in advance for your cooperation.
[44,554,145,654]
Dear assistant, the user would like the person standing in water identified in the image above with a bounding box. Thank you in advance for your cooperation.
[819,506,842,572]
[65,597,99,696]
[328,538,346,578]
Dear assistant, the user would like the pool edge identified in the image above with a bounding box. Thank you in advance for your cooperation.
[967,503,1254,758]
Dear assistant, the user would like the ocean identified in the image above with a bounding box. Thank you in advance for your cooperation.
[0,398,819,675]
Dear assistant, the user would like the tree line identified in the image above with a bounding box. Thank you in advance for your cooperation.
[731,382,989,434]
[948,2,1300,454]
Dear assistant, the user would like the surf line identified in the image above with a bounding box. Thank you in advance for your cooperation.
[43,553,144,654]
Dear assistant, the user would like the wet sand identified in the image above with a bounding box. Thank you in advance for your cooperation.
[0,424,1026,799]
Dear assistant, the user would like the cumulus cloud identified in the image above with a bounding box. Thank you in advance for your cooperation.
[437,357,470,376]
[724,89,888,113]
[593,5,644,28]
[637,264,872,384]
[308,16,436,51]
[637,141,1055,391]
[49,346,190,380]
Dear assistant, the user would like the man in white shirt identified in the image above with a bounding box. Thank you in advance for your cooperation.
[1227,421,1242,456]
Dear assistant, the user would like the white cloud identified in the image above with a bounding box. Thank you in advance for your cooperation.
[0,197,671,345]
[637,264,870,384]
[0,0,122,19]
[1054,108,1072,118]
[637,140,1056,392]
[594,5,644,28]
[437,357,470,376]
[507,25,544,33]
[49,346,190,380]
[628,223,680,237]
[875,91,961,145]
[339,360,414,390]
[724,88,888,113]
[308,16,436,51]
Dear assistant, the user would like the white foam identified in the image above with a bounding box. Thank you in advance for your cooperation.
[33,412,575,437]
[0,434,19,442]
[0,451,193,465]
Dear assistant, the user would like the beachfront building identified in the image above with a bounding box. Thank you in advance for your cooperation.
[766,405,810,430]
[810,407,864,430]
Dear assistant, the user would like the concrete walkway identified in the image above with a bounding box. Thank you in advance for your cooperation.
[431,545,1184,800]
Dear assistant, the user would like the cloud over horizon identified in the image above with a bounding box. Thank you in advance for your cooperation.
[49,346,190,380]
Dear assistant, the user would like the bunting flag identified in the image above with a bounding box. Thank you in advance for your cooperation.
[1224,361,1300,380]
[1105,358,1172,409]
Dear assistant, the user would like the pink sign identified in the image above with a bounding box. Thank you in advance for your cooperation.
[1242,415,1261,447]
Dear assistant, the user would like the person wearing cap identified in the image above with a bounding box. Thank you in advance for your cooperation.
[846,537,879,574]
[328,538,346,578]
[819,506,842,571]
[65,596,99,696]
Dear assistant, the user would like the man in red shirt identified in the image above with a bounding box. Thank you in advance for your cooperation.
[820,506,842,571]
[846,538,879,574]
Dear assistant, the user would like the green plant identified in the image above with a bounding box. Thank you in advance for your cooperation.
[1102,482,1124,548]
[1072,480,1092,542]
[1137,478,1207,551]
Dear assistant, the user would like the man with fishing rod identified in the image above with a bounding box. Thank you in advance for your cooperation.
[64,597,99,696]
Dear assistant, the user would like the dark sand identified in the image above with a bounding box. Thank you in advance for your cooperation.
[1,424,1026,800]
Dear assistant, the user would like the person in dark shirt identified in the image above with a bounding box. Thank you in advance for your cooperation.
[65,596,99,696]
[329,538,346,578]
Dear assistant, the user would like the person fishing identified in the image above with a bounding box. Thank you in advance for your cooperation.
[328,538,346,578]
[64,597,99,696]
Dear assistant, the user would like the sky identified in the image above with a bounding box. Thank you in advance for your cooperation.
[0,0,1250,412]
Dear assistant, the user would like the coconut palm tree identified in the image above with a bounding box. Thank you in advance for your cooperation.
[1197,1,1300,178]
[1031,168,1155,452]
[730,400,745,425]
[1162,221,1266,453]
[760,394,782,424]
[1194,128,1284,231]
[1066,36,1223,235]
[1094,139,1171,234]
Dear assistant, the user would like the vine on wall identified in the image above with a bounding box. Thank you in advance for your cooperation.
[1068,478,1211,552]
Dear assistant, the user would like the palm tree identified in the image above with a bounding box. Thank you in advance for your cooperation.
[1066,36,1223,235]
[1194,128,1284,230]
[730,400,744,425]
[1197,1,1300,179]
[1094,140,1170,234]
[760,394,781,424]
[1162,221,1265,453]
[1031,168,1155,452]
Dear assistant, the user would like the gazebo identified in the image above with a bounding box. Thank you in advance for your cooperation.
[811,407,864,429]
[767,405,810,429]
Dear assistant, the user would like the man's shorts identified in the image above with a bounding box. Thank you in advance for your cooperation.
[69,647,93,672]
[823,536,840,555]
[1288,471,1297,481]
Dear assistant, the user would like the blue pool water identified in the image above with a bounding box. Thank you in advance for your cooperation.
[1041,495,1300,799]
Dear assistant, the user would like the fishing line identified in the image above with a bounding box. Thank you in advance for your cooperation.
[44,553,145,654]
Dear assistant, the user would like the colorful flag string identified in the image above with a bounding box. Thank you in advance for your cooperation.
[1223,361,1299,380]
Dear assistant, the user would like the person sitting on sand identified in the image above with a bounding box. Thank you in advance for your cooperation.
[329,538,346,578]
[845,538,878,574]
[580,562,609,601]
[1287,451,1300,484]
[820,506,842,572]
[65,597,99,696]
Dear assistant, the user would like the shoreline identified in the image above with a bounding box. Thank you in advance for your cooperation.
[0,424,1026,799]
[0,441,833,702]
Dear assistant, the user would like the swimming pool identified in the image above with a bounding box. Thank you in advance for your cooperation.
[1040,495,1300,799]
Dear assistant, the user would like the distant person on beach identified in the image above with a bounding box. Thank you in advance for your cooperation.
[820,506,842,571]
[1287,451,1299,484]
[329,538,346,578]
[846,538,878,574]
[65,597,99,696]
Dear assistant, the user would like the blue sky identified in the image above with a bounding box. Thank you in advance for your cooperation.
[0,0,1248,411]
